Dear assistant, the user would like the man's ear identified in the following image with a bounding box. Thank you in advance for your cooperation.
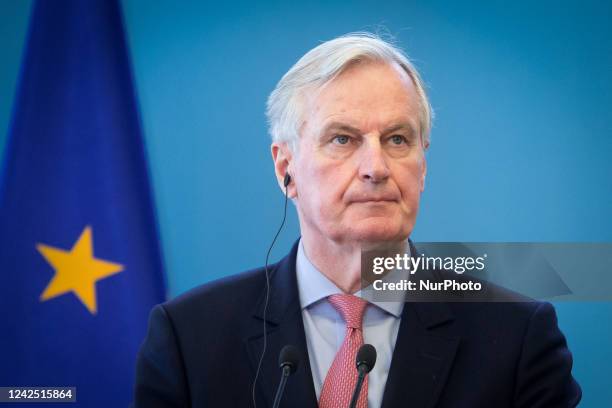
[271,142,296,198]
[420,156,427,193]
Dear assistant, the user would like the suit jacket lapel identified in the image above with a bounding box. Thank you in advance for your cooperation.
[380,300,460,408]
[246,239,318,408]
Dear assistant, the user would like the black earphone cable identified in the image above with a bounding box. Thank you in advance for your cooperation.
[252,174,291,408]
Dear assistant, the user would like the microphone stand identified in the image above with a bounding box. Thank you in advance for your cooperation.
[272,364,292,408]
[348,364,368,408]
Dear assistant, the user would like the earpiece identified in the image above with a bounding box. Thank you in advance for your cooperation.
[283,173,291,187]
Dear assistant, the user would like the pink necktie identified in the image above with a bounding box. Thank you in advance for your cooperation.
[319,294,369,408]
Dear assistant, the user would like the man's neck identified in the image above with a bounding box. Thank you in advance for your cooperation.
[300,234,363,293]
[300,233,408,294]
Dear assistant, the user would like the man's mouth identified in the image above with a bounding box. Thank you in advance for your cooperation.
[350,195,398,204]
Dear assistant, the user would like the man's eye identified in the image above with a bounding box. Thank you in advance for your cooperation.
[333,135,351,145]
[389,135,407,145]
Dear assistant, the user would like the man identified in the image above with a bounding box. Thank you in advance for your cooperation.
[133,33,581,407]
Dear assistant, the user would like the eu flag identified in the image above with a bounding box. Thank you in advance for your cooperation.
[0,1,166,406]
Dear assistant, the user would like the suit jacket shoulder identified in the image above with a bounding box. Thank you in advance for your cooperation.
[133,264,277,408]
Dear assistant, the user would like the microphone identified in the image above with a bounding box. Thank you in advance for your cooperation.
[348,344,377,408]
[272,345,300,408]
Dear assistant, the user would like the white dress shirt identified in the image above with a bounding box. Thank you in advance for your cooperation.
[295,239,407,408]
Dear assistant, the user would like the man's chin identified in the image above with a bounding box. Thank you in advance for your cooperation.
[345,219,410,244]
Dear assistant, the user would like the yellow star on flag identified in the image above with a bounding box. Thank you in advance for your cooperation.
[36,226,124,314]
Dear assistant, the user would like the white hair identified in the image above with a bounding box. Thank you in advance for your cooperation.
[266,32,433,151]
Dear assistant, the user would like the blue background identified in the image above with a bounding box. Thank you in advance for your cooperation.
[1,0,610,405]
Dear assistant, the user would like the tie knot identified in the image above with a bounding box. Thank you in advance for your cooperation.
[328,294,368,329]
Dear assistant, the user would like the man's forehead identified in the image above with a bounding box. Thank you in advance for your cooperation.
[308,64,418,106]
[320,60,415,96]
[300,60,414,100]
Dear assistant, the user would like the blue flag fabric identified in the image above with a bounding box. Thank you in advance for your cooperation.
[0,0,166,406]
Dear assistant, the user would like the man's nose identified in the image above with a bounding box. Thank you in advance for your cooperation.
[358,138,390,183]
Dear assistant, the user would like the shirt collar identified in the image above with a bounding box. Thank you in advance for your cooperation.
[296,238,406,318]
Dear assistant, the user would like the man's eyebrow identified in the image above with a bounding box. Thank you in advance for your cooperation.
[321,122,362,134]
[321,121,417,135]
[381,122,417,136]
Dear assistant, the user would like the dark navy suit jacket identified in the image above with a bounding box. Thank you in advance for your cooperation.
[132,240,581,407]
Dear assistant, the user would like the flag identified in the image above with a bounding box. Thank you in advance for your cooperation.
[0,0,166,406]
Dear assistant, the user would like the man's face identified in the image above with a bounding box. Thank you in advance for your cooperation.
[289,61,427,245]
